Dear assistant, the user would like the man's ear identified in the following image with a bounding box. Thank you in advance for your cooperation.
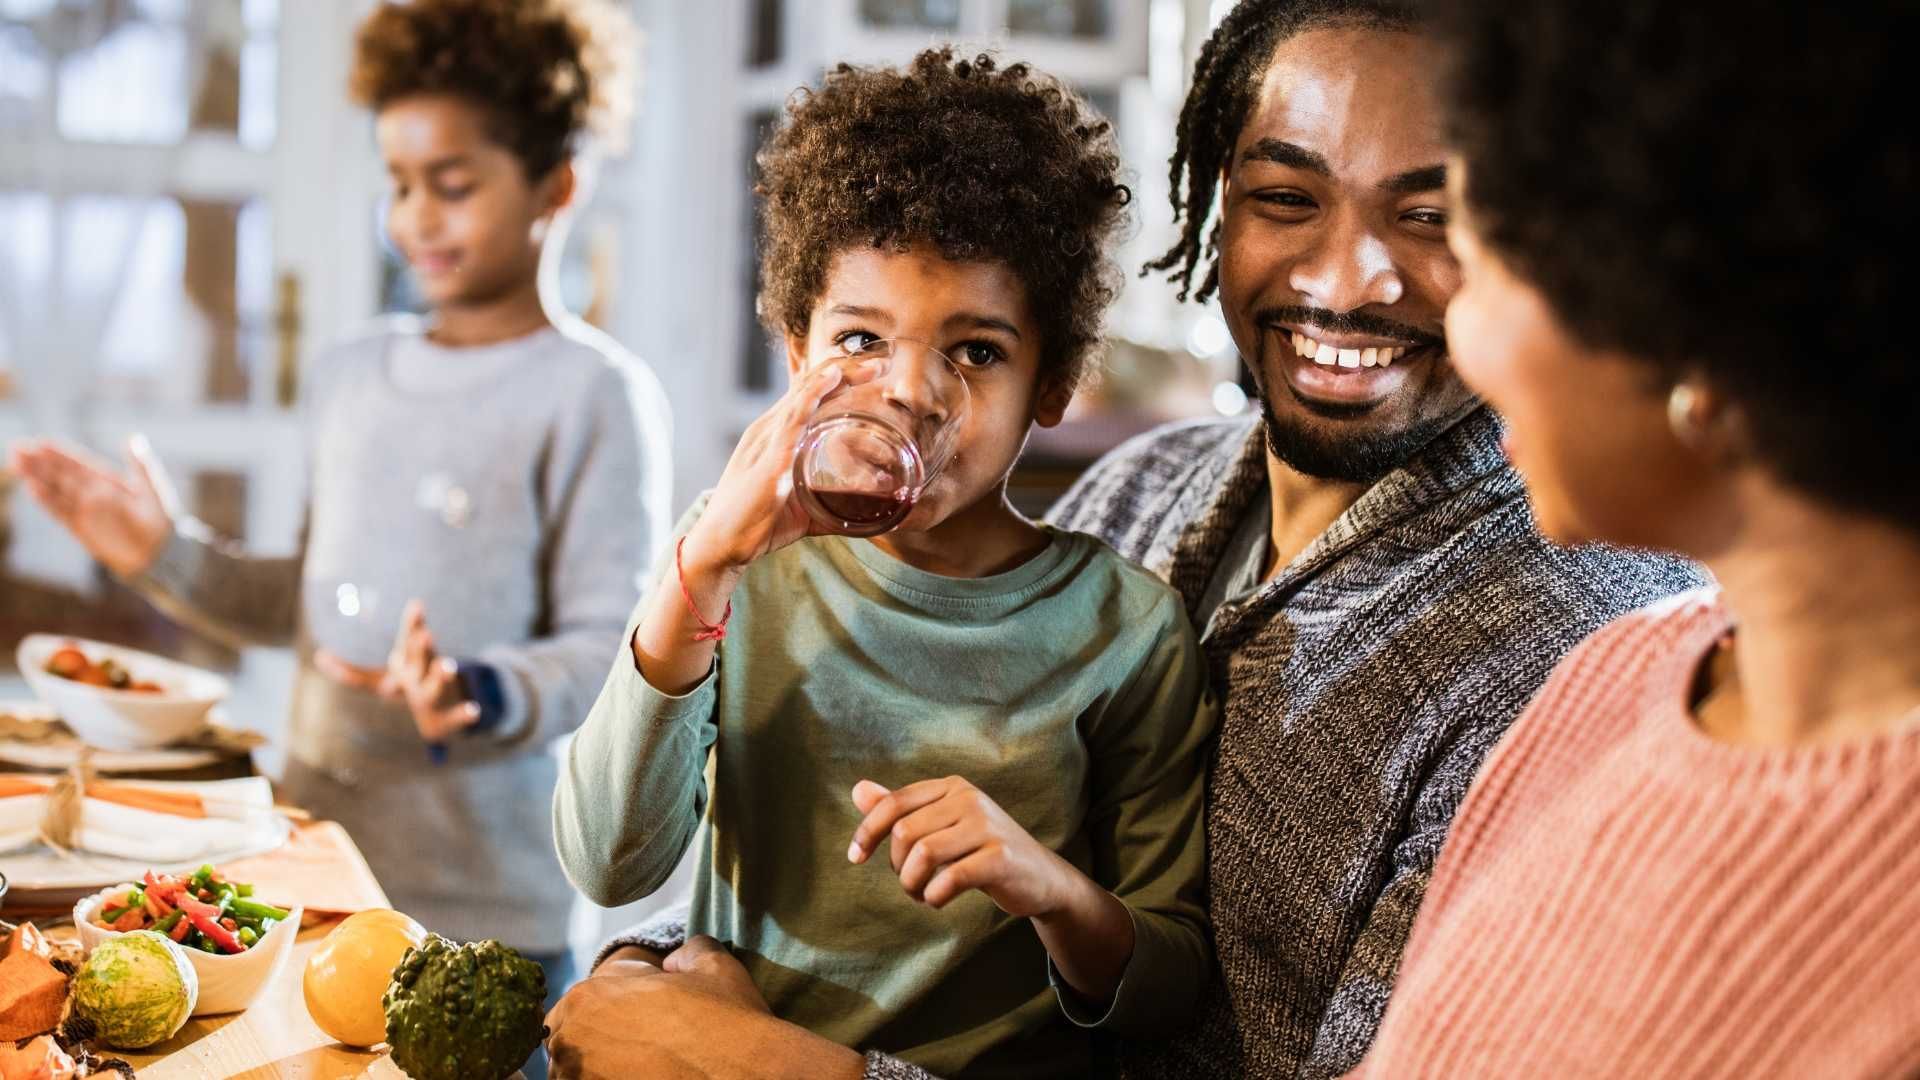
[1033,376,1075,429]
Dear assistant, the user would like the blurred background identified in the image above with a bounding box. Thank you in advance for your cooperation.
[0,0,1248,948]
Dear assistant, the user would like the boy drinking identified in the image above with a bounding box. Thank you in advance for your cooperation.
[555,49,1213,1077]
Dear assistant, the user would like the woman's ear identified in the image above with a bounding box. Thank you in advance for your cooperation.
[1033,377,1075,429]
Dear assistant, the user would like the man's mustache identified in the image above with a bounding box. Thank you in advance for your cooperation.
[1257,306,1445,349]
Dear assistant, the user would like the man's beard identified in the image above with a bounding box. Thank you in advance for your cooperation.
[1248,303,1462,484]
[1258,387,1463,485]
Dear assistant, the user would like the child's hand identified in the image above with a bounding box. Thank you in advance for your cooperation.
[846,777,1078,918]
[9,436,175,578]
[680,363,846,575]
[315,599,480,746]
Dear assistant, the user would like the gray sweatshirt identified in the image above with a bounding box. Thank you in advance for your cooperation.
[134,317,670,950]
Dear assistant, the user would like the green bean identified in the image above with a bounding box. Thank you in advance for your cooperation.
[237,926,259,947]
[153,911,185,934]
[229,897,290,922]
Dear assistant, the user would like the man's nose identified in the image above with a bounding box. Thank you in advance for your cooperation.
[1287,209,1405,312]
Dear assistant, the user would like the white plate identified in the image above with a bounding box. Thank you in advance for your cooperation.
[0,701,231,772]
[0,777,290,892]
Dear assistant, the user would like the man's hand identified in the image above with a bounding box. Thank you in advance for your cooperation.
[545,937,864,1080]
[314,599,481,746]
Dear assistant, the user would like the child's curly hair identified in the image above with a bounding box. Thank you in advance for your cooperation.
[349,0,635,179]
[756,48,1131,388]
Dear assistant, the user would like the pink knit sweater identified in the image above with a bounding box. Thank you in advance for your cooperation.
[1353,588,1920,1079]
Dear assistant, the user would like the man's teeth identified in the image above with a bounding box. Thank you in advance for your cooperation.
[1290,331,1410,368]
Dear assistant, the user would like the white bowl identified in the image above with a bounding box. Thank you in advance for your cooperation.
[75,884,303,1016]
[17,634,229,750]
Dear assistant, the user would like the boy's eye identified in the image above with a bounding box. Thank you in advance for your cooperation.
[435,183,476,201]
[954,342,1004,368]
[833,331,884,355]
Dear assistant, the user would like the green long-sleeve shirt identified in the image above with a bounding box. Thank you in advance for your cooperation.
[555,517,1216,1077]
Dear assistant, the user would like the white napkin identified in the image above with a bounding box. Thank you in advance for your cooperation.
[0,777,277,862]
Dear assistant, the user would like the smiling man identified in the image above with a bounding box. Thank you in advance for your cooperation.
[1042,4,1699,1076]
[546,3,1700,1078]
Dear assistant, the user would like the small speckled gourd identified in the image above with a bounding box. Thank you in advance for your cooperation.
[381,934,547,1080]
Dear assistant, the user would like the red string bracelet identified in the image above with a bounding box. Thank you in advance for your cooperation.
[676,537,732,642]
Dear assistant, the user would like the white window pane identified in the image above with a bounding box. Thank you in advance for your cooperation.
[134,0,188,20]
[242,0,276,30]
[0,25,51,111]
[239,33,274,148]
[858,0,959,31]
[67,197,192,380]
[236,197,271,373]
[0,0,57,18]
[57,19,188,143]
[1007,0,1111,38]
[0,192,53,303]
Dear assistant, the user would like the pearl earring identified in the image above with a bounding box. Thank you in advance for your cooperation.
[1667,383,1705,448]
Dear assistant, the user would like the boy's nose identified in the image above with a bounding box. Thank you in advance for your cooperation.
[880,344,964,425]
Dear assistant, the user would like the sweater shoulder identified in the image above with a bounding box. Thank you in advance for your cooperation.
[1048,415,1253,555]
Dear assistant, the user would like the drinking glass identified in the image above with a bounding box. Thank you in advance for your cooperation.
[790,338,971,537]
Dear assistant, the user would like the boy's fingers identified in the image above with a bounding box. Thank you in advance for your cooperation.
[847,780,948,863]
[885,800,968,875]
[897,824,975,899]
[921,850,995,909]
[850,780,891,814]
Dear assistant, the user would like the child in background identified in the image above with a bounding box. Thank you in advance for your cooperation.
[10,0,667,1061]
[555,49,1214,1077]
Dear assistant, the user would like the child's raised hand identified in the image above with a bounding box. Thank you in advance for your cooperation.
[846,777,1079,918]
[315,599,479,750]
[680,363,846,575]
[8,436,174,578]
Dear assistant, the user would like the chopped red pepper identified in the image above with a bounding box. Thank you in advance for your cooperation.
[176,895,245,953]
[167,916,192,943]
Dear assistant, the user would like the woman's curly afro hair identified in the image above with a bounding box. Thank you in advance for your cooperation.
[349,0,635,179]
[755,47,1131,388]
[1435,0,1917,529]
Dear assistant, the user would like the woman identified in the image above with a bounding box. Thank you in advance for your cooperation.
[1352,0,1920,1076]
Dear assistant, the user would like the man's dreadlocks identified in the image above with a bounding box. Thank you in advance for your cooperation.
[1146,0,1419,302]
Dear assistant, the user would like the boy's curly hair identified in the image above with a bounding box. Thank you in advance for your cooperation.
[756,48,1131,388]
[349,0,635,179]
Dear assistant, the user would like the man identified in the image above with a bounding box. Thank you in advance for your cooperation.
[546,2,1701,1077]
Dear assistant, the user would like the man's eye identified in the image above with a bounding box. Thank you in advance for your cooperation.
[1254,191,1315,209]
[956,342,1004,368]
[1404,209,1448,228]
[437,184,476,201]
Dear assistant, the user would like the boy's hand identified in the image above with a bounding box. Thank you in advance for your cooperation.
[315,599,480,744]
[680,363,846,575]
[846,777,1077,917]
